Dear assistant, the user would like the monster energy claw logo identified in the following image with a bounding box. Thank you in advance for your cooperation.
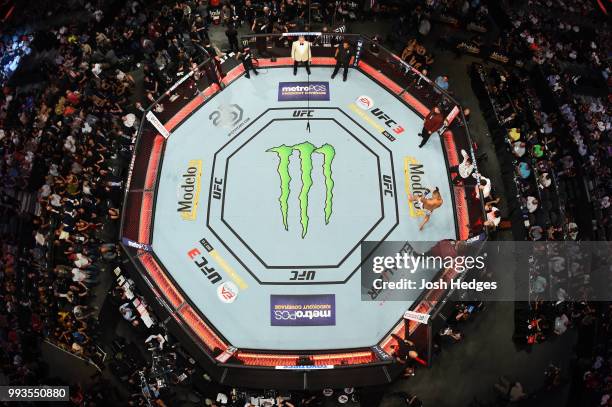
[267,142,335,238]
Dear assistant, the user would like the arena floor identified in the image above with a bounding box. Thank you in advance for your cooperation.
[150,66,457,351]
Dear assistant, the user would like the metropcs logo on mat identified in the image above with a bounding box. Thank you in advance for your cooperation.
[270,294,336,326]
[350,95,405,141]
[267,142,336,238]
[177,159,202,220]
[278,82,330,101]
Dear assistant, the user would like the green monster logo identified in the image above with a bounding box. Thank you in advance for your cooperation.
[267,142,336,238]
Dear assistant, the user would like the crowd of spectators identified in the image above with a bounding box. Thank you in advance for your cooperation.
[0,9,136,397]
[514,299,612,405]
[498,0,611,240]
[0,31,33,84]
[0,0,236,402]
[386,0,491,51]
[470,62,592,241]
[571,303,612,406]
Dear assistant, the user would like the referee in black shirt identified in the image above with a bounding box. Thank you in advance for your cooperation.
[331,41,352,81]
[236,47,258,78]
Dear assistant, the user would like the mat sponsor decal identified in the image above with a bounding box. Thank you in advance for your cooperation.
[209,104,250,137]
[355,95,374,110]
[403,156,428,218]
[371,107,405,135]
[293,109,314,117]
[349,96,405,141]
[177,159,202,220]
[187,237,247,301]
[270,294,336,326]
[278,81,330,101]
[215,346,238,363]
[404,310,430,324]
[187,246,222,285]
[217,281,239,303]
[209,104,243,127]
[267,142,336,238]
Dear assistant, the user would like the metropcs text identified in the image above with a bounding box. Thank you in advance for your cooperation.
[372,253,486,274]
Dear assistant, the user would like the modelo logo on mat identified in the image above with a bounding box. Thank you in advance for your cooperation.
[270,294,335,326]
[177,160,202,220]
[404,156,428,218]
[278,82,330,101]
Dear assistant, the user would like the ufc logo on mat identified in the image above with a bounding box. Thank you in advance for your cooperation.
[293,109,314,117]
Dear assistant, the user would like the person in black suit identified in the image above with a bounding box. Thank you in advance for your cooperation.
[236,47,258,78]
[331,41,352,81]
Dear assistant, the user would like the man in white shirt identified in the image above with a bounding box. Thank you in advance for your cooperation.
[538,172,552,189]
[485,206,501,228]
[526,196,539,213]
[291,36,311,75]
[476,176,491,200]
[71,267,95,284]
[73,253,91,268]
[449,149,475,185]
[512,141,526,157]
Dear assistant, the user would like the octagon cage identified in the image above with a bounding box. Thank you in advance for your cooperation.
[120,33,487,390]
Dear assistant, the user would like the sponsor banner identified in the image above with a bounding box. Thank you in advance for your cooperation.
[215,346,238,363]
[371,345,393,361]
[121,237,152,251]
[145,111,170,139]
[445,105,460,126]
[270,294,336,326]
[278,82,330,102]
[275,365,334,370]
[177,160,203,221]
[403,310,431,325]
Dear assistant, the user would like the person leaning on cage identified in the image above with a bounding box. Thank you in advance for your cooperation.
[291,35,312,75]
[236,47,258,78]
[331,40,352,81]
